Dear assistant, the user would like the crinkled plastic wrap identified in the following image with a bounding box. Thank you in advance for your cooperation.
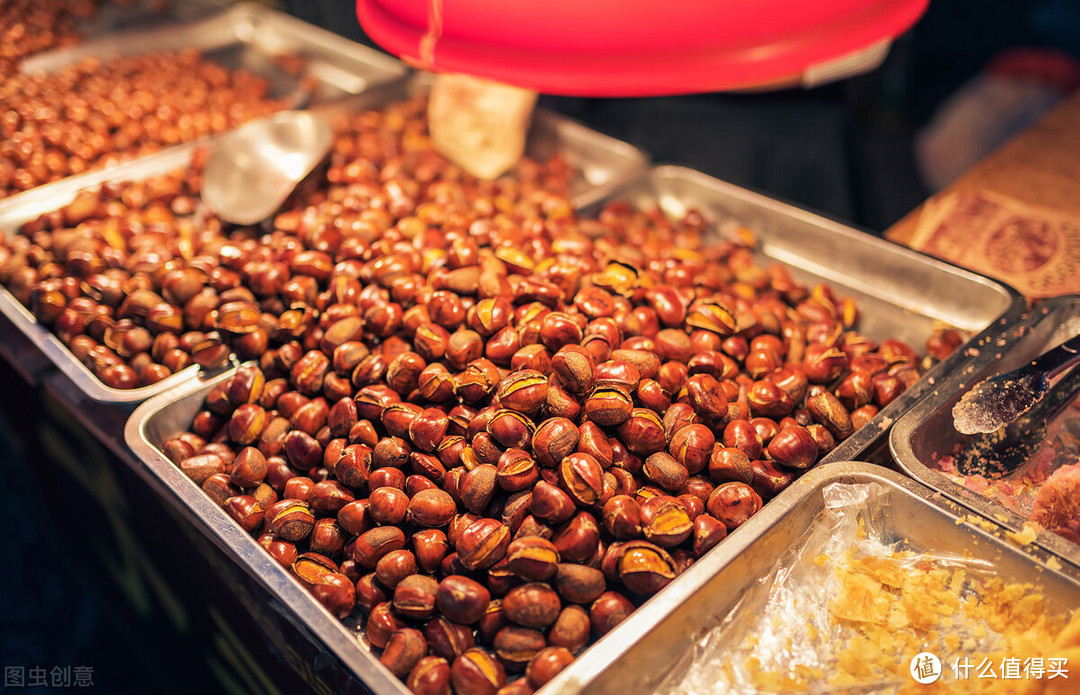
[653,482,1017,694]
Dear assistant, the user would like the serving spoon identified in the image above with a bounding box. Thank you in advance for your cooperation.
[201,110,333,226]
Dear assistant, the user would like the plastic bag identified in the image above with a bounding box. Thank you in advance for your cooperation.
[653,483,1027,694]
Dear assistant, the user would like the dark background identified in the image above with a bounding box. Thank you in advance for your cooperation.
[287,0,1080,232]
[3,0,1078,692]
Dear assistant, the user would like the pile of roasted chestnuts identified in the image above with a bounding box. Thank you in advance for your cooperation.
[3,95,962,694]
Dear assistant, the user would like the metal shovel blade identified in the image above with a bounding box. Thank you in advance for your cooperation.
[202,111,333,226]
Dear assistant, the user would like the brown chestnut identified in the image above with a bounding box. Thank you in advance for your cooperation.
[707,482,763,531]
[502,582,561,629]
[451,648,507,695]
[437,575,492,625]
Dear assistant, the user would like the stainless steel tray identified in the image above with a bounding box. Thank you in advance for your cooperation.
[64,0,227,39]
[126,369,410,695]
[136,378,1075,694]
[20,2,407,103]
[589,166,1024,464]
[541,461,1080,694]
[0,278,207,405]
[0,79,645,404]
[891,294,1080,568]
[0,140,213,403]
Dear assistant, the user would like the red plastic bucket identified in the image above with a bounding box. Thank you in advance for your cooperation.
[357,0,929,96]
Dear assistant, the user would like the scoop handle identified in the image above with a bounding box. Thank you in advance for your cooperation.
[1031,333,1080,378]
[1013,362,1080,434]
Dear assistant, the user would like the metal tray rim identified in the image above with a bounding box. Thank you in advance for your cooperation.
[649,164,1024,307]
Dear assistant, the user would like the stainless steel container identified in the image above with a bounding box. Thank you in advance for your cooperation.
[0,141,216,403]
[120,163,1023,690]
[540,461,1080,694]
[0,79,647,404]
[587,165,1024,464]
[49,0,226,42]
[20,2,408,103]
[891,294,1080,568]
[0,3,408,404]
[127,388,1080,695]
[126,369,410,694]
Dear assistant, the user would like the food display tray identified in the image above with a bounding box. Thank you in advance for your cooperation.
[589,165,1024,464]
[891,294,1080,568]
[19,2,408,104]
[0,77,647,404]
[125,367,409,693]
[539,461,1080,694]
[50,0,226,43]
[0,141,213,404]
[124,166,1019,691]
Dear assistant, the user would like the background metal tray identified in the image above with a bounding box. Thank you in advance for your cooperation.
[540,461,1080,694]
[20,2,407,104]
[891,294,1080,568]
[588,166,1024,464]
[40,0,225,44]
[0,78,646,404]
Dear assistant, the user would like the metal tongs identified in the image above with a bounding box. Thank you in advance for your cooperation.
[952,333,1080,477]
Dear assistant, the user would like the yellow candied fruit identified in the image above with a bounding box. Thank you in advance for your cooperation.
[854,555,906,588]
[742,549,1076,693]
[1007,522,1039,546]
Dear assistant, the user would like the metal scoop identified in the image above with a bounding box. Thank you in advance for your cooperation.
[202,111,333,226]
[952,333,1080,436]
